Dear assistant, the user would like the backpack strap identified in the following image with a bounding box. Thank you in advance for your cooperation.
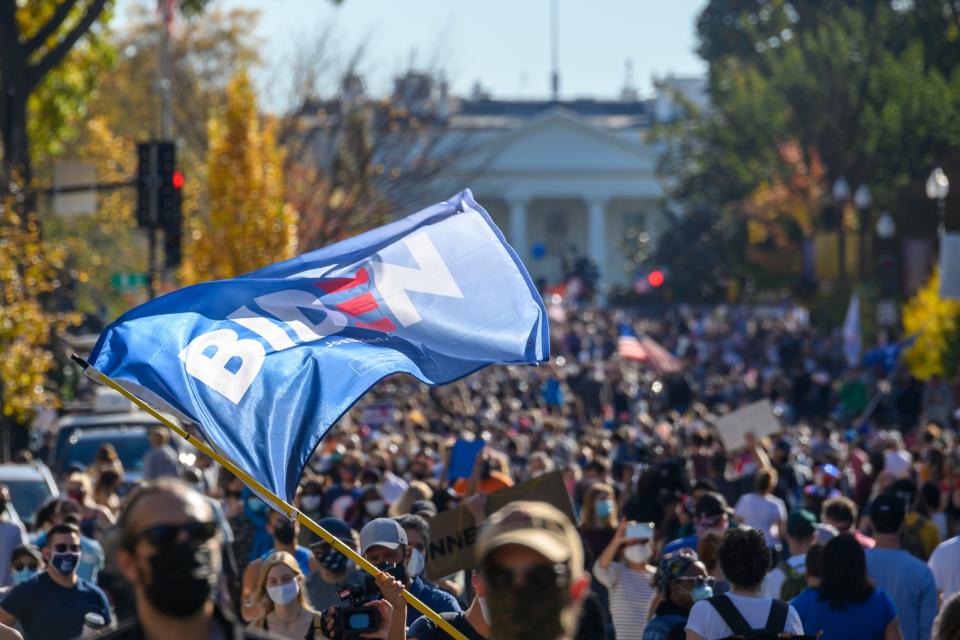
[707,595,752,635]
[764,599,789,634]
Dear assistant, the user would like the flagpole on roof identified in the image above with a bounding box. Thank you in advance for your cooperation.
[70,354,470,640]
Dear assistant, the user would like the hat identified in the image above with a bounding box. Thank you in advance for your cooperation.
[787,509,817,538]
[476,501,583,580]
[870,492,906,533]
[410,500,438,518]
[312,517,353,545]
[359,518,408,555]
[11,544,42,564]
[694,493,729,519]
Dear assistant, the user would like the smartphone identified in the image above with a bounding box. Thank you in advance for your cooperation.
[627,522,654,541]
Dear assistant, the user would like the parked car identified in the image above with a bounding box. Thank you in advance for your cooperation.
[50,412,165,477]
[0,463,59,530]
[60,426,161,488]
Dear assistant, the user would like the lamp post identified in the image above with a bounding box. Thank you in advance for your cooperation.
[875,211,897,328]
[926,167,950,239]
[854,184,872,283]
[833,177,851,282]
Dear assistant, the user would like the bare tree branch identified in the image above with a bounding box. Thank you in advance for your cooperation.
[23,0,78,54]
[27,0,108,89]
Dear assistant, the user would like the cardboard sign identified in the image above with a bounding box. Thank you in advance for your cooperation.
[714,399,781,449]
[447,438,484,482]
[426,470,575,581]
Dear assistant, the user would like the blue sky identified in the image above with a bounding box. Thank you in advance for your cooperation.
[116,0,707,100]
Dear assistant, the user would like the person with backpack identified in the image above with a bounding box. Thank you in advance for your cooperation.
[761,510,816,601]
[791,533,901,640]
[685,527,806,640]
[644,549,713,640]
[866,492,938,640]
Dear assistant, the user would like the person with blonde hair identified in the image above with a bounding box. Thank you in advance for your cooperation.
[388,481,434,517]
[248,551,320,639]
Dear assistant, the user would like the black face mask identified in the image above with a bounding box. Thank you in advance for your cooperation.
[365,561,406,592]
[273,521,295,546]
[143,541,217,617]
[485,578,568,640]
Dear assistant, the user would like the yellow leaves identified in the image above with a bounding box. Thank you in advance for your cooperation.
[902,268,960,381]
[181,68,297,285]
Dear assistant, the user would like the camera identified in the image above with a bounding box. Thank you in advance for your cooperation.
[322,584,381,639]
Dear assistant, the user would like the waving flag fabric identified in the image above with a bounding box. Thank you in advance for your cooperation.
[617,323,683,375]
[89,190,549,501]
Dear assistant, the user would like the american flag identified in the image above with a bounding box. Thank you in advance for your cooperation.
[617,323,683,375]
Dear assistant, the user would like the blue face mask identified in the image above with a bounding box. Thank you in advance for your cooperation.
[12,568,38,585]
[51,552,80,576]
[594,500,613,519]
[691,583,714,602]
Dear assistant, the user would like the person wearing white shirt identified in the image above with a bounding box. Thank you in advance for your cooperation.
[686,528,804,640]
[762,510,817,600]
[928,535,960,604]
[735,469,787,551]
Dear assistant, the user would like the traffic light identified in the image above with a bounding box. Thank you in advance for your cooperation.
[135,141,181,228]
[156,141,179,227]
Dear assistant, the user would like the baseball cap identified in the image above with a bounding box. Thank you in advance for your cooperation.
[870,492,906,533]
[695,493,729,519]
[786,509,817,538]
[410,500,438,518]
[359,518,408,555]
[311,517,353,546]
[11,544,42,564]
[476,501,583,580]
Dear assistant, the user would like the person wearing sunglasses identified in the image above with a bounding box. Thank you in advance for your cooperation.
[0,544,44,598]
[475,501,591,640]
[0,522,111,639]
[101,478,270,639]
[644,549,713,640]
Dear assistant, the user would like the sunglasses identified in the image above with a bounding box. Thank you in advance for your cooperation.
[53,543,81,553]
[482,562,570,591]
[134,521,217,547]
[674,575,716,587]
[12,562,38,572]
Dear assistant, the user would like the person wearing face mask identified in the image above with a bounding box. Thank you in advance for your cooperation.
[408,569,491,640]
[0,487,25,588]
[394,515,462,627]
[0,523,111,638]
[594,519,658,640]
[0,544,43,602]
[643,549,714,640]
[578,483,618,565]
[96,478,272,639]
[249,551,321,638]
[306,517,365,611]
[242,509,314,622]
[351,488,389,531]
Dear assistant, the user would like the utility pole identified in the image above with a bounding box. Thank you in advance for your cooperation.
[550,0,559,101]
[149,0,175,300]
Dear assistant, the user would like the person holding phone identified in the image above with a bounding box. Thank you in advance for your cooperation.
[594,519,658,640]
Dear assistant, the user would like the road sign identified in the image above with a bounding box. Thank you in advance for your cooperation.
[111,272,148,291]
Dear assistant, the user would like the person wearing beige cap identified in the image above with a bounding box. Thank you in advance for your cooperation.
[474,501,590,640]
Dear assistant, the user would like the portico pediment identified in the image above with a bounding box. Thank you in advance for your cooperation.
[455,108,657,175]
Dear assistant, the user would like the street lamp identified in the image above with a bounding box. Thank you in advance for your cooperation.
[876,211,895,240]
[832,177,851,203]
[926,167,950,237]
[832,177,851,281]
[853,184,872,282]
[875,211,898,328]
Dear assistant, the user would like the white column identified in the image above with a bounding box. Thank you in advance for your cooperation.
[508,197,528,263]
[587,197,607,304]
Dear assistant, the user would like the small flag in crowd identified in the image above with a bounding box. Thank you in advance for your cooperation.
[88,190,549,501]
[862,334,918,374]
[617,323,683,375]
[843,292,862,368]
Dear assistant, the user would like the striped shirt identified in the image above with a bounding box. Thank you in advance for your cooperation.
[593,561,657,640]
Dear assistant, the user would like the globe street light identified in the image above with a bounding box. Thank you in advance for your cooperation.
[853,184,872,282]
[926,167,950,238]
[876,212,895,240]
[832,177,851,281]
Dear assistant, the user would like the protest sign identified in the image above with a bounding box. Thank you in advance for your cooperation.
[447,439,484,483]
[426,470,575,581]
[714,399,780,450]
[360,402,395,429]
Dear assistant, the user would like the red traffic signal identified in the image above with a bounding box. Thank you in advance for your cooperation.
[648,270,665,288]
[172,170,185,189]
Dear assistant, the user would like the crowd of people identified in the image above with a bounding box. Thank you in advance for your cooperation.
[0,304,957,639]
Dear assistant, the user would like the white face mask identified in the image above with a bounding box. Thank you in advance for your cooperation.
[365,500,386,517]
[301,495,322,512]
[406,548,425,577]
[266,580,300,606]
[478,596,491,624]
[624,543,650,565]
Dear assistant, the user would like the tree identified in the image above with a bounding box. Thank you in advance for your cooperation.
[0,0,113,186]
[182,70,297,283]
[902,268,960,381]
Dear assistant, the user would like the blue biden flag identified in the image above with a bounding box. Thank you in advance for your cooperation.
[90,190,549,501]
